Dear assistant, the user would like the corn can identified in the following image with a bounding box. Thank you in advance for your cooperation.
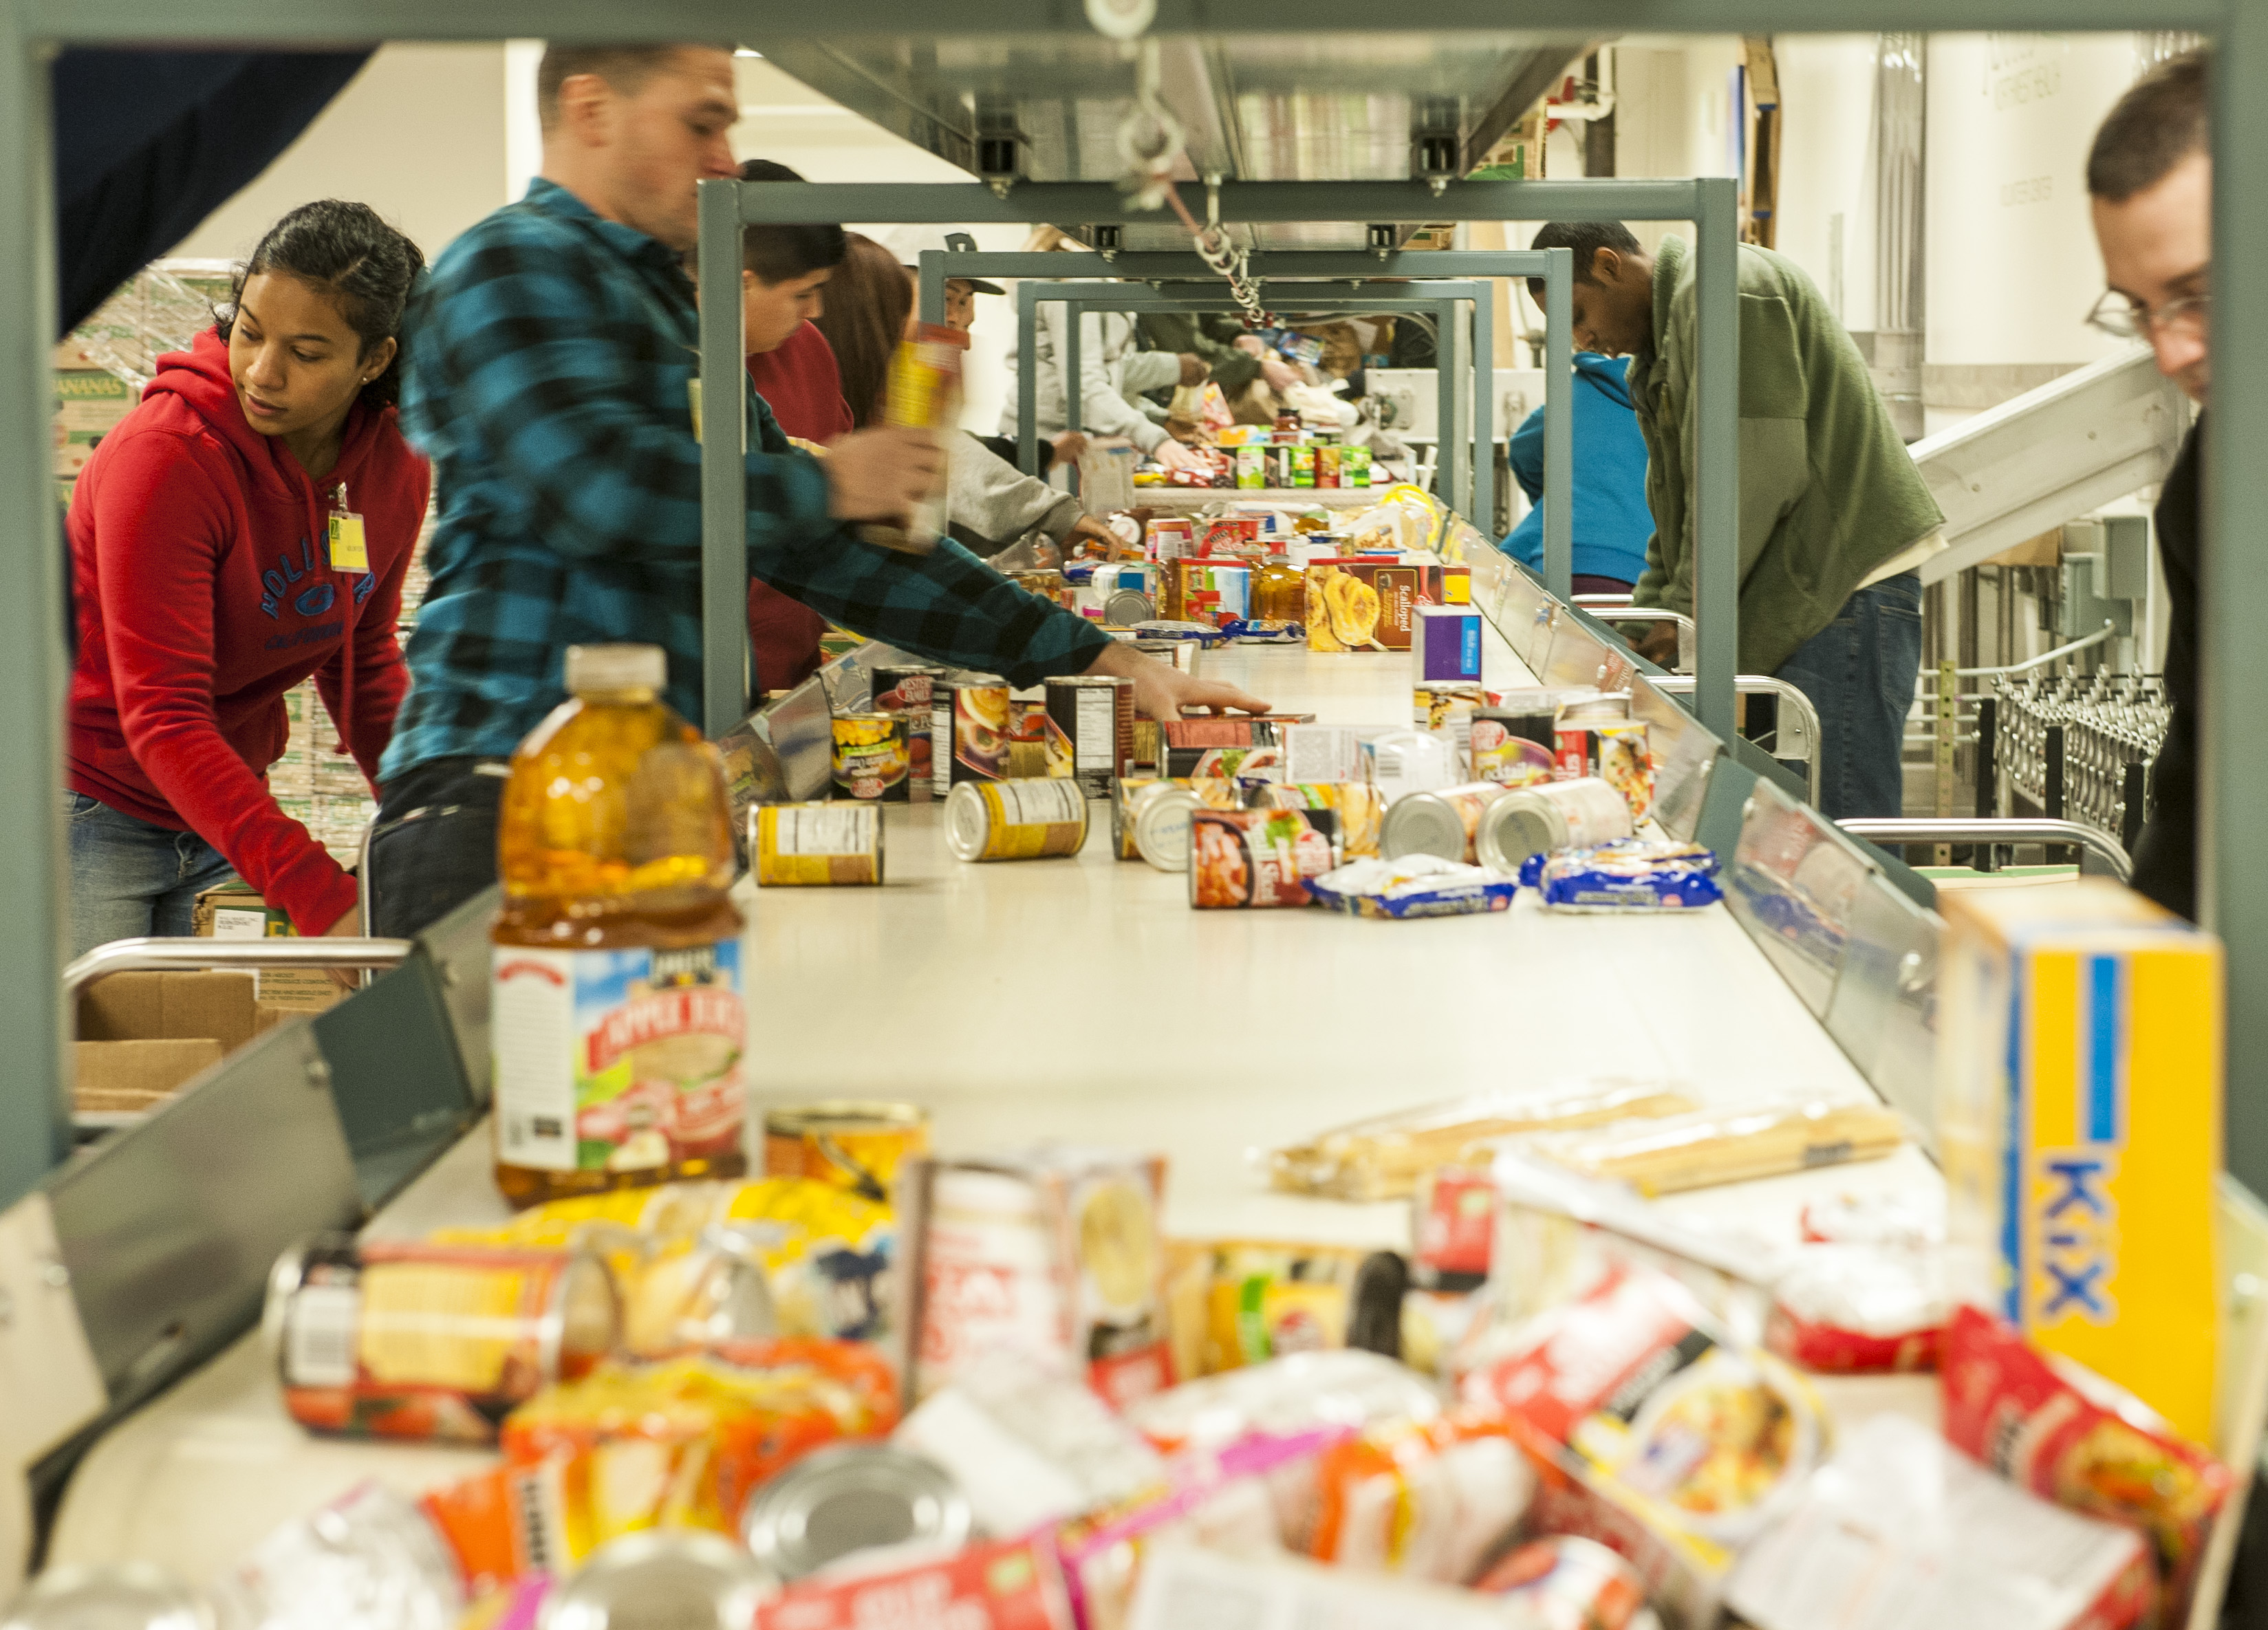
[753,803,883,887]
[830,713,909,802]
[764,1102,932,1202]
[944,778,1088,862]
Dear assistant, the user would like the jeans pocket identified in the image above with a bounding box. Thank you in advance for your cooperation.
[61,790,101,821]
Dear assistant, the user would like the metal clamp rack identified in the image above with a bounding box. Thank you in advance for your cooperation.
[1986,672,2170,856]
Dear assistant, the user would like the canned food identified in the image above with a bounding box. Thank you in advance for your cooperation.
[620,1237,778,1357]
[265,1235,619,1442]
[1473,776,1635,875]
[1249,781,1384,858]
[872,665,946,800]
[1043,675,1135,798]
[741,1445,971,1580]
[944,779,1089,861]
[1,1564,211,1630]
[1189,807,1341,907]
[544,1530,775,1630]
[1128,781,1201,870]
[1103,587,1156,624]
[1131,637,1198,675]
[1235,444,1265,489]
[830,713,909,802]
[931,675,1011,796]
[1317,444,1341,488]
[1363,728,1455,803]
[1597,719,1654,820]
[1288,444,1317,488]
[1473,1534,1654,1630]
[903,1153,1171,1406]
[1553,692,1634,780]
[1379,781,1512,863]
[1147,517,1194,561]
[1413,682,1485,732]
[764,1101,931,1201]
[1469,715,1557,788]
[1009,569,1071,608]
[753,803,883,887]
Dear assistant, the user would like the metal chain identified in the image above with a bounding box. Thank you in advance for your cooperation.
[1995,672,2170,839]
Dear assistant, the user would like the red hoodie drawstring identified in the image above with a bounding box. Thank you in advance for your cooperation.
[296,456,356,777]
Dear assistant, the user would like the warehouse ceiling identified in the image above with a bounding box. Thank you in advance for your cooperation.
[757,32,1595,250]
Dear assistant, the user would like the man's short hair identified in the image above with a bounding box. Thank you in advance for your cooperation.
[536,43,722,132]
[737,159,849,283]
[2087,50,2210,202]
[1528,221,1644,284]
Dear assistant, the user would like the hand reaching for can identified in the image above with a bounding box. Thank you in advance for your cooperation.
[1079,641,1271,721]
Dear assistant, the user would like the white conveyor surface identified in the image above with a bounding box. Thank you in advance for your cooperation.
[49,627,1941,1581]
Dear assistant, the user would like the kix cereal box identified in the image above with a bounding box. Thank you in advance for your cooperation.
[1937,879,2222,1440]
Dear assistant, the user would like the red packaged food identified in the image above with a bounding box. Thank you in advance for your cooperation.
[758,1536,1075,1630]
[1413,1167,1496,1285]
[1941,1305,2233,1616]
[1764,1244,1947,1374]
[1188,807,1339,909]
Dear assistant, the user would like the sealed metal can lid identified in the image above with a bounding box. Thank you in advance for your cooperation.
[1476,792,1567,876]
[1,1564,211,1630]
[742,1446,971,1582]
[943,780,993,862]
[1103,589,1155,624]
[1379,792,1471,862]
[1132,786,1200,871]
[543,1531,773,1630]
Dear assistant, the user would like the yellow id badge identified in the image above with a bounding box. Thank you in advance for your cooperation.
[327,512,369,573]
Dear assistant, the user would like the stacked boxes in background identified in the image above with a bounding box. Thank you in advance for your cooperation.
[55,259,236,503]
[1936,878,2223,1442]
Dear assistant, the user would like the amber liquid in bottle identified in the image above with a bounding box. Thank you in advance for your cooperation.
[491,648,746,1209]
[1255,555,1304,623]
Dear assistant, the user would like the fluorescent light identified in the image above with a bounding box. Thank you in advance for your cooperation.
[738,105,857,116]
[734,47,764,57]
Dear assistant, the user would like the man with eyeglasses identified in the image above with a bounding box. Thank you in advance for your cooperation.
[2086,50,2208,919]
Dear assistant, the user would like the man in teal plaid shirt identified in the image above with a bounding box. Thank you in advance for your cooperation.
[369,43,1265,935]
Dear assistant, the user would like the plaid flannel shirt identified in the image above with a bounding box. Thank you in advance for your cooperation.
[380,178,1110,781]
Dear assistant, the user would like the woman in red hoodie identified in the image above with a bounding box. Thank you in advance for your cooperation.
[65,199,427,957]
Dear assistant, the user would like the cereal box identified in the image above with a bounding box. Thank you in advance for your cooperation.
[1936,880,2222,1442]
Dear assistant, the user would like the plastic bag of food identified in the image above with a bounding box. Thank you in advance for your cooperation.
[1729,1414,2155,1630]
[1799,1188,1943,1250]
[1125,1543,1527,1630]
[1516,1099,1908,1197]
[1460,1261,1825,1554]
[1941,1305,2234,1615]
[1264,1080,1699,1202]
[1764,1243,1948,1373]
[1308,854,1520,920]
[1520,840,1723,913]
[212,1482,464,1630]
[1475,1534,1661,1630]
[1308,1412,1536,1584]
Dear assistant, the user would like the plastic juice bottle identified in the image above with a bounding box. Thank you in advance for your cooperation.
[490,644,747,1209]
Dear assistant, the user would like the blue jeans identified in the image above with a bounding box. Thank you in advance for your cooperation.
[65,791,239,958]
[1774,573,1924,821]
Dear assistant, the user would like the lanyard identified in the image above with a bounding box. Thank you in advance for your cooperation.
[325,480,369,574]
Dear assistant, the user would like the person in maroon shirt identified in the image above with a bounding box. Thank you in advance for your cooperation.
[735,158,856,694]
[65,199,426,958]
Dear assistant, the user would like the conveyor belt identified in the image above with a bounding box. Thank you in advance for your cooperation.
[47,625,1941,1580]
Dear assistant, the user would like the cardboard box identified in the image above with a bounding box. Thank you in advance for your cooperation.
[193,885,345,1013]
[1414,604,1482,681]
[1937,879,2223,1442]
[75,970,292,1112]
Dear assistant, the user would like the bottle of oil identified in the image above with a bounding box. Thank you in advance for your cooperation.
[1254,554,1304,623]
[490,644,746,1209]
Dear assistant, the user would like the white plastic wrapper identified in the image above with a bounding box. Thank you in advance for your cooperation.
[1765,1243,1950,1373]
[1728,1415,2154,1630]
[208,1483,461,1630]
[1797,1190,1944,1251]
[1124,1349,1444,1455]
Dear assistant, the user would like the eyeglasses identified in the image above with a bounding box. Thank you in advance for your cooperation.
[2086,285,2210,342]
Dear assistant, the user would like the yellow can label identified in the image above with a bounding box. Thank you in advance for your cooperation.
[975,780,1087,859]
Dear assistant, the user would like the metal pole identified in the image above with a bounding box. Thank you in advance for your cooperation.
[1542,247,1575,602]
[0,16,67,1210]
[1017,283,1039,477]
[1064,303,1082,439]
[1472,295,1494,536]
[695,177,746,737]
[1435,298,1460,512]
[918,248,947,327]
[2210,0,2268,1197]
[1690,177,1742,742]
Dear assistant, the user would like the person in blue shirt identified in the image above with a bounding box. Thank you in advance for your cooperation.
[1500,352,1653,595]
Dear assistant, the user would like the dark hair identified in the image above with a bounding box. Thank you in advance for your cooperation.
[1529,221,1643,285]
[737,159,850,284]
[217,199,425,408]
[536,43,728,131]
[2088,50,2210,202]
[812,232,911,428]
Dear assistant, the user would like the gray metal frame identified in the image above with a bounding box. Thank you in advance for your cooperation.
[1024,280,1491,521]
[720,179,1740,743]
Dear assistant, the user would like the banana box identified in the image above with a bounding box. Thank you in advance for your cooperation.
[1936,879,2223,1442]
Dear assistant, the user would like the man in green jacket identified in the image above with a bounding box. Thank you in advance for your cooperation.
[1528,221,1945,818]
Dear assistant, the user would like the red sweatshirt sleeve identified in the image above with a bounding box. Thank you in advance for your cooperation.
[90,431,359,935]
[312,477,423,789]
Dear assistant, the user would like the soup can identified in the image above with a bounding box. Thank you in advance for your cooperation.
[931,675,1011,796]
[872,665,946,800]
[546,1531,775,1630]
[264,1236,619,1442]
[1596,719,1654,821]
[1189,807,1341,908]
[742,1446,971,1582]
[1379,781,1513,864]
[753,803,883,887]
[764,1101,932,1201]
[1473,776,1636,875]
[830,713,909,802]
[1553,692,1634,779]
[1043,675,1136,798]
[944,779,1089,862]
